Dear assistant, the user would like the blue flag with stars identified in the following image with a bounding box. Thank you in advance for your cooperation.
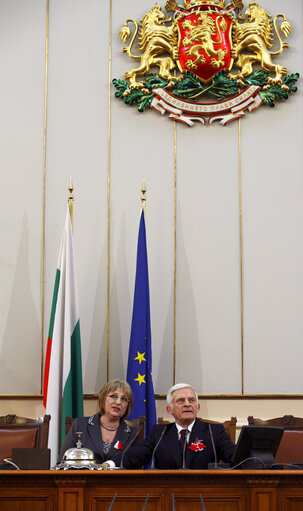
[126,209,157,437]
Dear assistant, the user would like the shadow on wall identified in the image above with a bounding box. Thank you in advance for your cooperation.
[84,235,108,394]
[0,213,40,394]
[108,210,131,384]
[174,210,203,392]
[156,282,174,394]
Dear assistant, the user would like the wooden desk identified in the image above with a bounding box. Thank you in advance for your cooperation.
[1,469,303,511]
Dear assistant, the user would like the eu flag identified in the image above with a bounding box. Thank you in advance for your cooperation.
[126,209,157,437]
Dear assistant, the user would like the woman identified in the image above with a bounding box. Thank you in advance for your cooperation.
[58,379,137,465]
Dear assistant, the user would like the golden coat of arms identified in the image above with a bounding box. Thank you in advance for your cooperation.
[113,0,299,126]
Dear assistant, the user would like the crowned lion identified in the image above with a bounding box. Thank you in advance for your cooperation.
[229,2,292,85]
[184,12,228,69]
[119,4,179,89]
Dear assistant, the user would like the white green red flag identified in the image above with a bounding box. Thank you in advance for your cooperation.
[43,208,84,466]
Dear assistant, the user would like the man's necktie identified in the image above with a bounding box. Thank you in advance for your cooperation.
[179,429,187,455]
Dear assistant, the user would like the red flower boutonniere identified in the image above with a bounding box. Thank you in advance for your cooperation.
[114,441,124,450]
[189,440,206,452]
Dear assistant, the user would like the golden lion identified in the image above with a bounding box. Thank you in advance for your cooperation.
[119,5,179,89]
[184,13,228,69]
[230,2,292,84]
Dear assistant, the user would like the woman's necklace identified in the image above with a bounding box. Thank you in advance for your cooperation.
[100,422,119,432]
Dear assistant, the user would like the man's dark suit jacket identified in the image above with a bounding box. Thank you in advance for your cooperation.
[58,413,137,464]
[117,418,235,469]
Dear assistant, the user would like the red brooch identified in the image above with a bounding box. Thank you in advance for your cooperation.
[189,440,206,452]
[114,441,124,450]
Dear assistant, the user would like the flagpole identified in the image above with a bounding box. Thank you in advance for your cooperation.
[68,177,74,232]
[141,179,146,217]
[126,178,157,439]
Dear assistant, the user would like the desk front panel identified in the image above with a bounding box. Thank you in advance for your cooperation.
[1,470,303,511]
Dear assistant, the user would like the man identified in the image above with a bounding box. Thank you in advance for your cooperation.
[111,383,235,469]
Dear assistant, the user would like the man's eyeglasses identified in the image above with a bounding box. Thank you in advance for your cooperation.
[108,393,129,404]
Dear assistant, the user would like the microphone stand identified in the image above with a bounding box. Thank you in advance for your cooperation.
[199,493,207,511]
[142,493,149,511]
[119,424,142,469]
[107,492,117,511]
[172,492,175,511]
[207,423,230,470]
[207,423,218,469]
[151,425,167,469]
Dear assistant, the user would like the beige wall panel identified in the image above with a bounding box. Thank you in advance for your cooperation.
[0,0,47,393]
[1,0,302,399]
[110,0,175,393]
[175,122,242,393]
[44,0,109,394]
[241,0,303,393]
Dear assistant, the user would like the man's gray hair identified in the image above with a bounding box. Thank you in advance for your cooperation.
[166,383,198,407]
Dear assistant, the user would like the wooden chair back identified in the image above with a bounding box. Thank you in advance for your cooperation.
[0,414,50,462]
[247,415,303,467]
[248,415,303,430]
[157,416,237,443]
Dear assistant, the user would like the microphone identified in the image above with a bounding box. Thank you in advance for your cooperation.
[172,492,176,511]
[120,424,143,469]
[141,493,149,511]
[199,493,207,511]
[150,425,167,469]
[107,492,117,511]
[180,428,188,470]
[207,423,218,469]
[207,423,230,470]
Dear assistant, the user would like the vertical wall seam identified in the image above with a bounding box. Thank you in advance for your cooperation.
[238,118,244,394]
[41,0,50,393]
[107,0,112,381]
[173,122,177,385]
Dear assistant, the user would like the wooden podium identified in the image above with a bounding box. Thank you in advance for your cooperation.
[1,469,303,510]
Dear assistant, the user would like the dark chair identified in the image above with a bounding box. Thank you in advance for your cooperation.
[247,415,303,466]
[65,416,74,437]
[0,414,50,462]
[157,416,237,443]
[65,415,146,443]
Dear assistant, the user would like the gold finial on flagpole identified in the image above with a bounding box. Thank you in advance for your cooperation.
[141,179,146,217]
[68,176,74,231]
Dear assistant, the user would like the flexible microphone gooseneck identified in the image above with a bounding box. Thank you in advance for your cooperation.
[207,423,231,470]
[172,492,176,511]
[119,424,143,469]
[150,425,168,469]
[141,493,149,511]
[181,428,189,470]
[208,423,218,469]
[199,493,207,511]
[107,492,117,511]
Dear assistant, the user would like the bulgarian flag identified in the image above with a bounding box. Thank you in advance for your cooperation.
[43,208,84,466]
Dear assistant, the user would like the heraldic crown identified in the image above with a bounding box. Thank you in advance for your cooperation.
[112,0,299,126]
[183,0,225,9]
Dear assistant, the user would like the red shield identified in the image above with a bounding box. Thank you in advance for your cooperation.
[177,9,233,83]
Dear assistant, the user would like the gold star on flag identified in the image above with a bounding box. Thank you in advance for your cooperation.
[134,351,146,364]
[134,373,146,386]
